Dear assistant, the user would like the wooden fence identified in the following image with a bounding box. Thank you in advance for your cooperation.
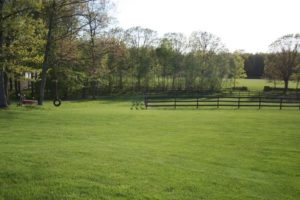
[144,95,300,110]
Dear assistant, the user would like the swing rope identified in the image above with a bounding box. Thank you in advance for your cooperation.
[53,64,61,107]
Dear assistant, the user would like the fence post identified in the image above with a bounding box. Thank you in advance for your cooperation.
[217,97,220,108]
[258,97,261,110]
[280,98,283,110]
[238,97,240,109]
[196,96,199,109]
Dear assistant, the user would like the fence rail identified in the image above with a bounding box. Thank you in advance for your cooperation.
[144,95,300,110]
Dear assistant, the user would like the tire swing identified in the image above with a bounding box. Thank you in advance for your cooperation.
[53,98,61,107]
[53,65,62,107]
[53,80,61,107]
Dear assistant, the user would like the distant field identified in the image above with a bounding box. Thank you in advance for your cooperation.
[1,101,299,200]
[235,79,298,90]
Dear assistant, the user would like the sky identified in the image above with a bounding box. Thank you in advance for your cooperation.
[114,0,300,53]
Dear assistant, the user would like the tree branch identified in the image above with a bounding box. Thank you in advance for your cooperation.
[2,7,34,21]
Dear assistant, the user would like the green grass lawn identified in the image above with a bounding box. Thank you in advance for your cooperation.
[0,100,300,200]
[235,79,298,90]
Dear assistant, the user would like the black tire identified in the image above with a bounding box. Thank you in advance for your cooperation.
[53,98,61,107]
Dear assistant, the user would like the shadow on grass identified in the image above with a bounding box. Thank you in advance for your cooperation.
[0,105,45,122]
[20,105,46,111]
[69,95,144,104]
[1,103,45,111]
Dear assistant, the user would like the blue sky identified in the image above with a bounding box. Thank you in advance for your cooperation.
[114,0,300,53]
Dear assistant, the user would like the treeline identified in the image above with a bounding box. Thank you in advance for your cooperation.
[0,0,299,108]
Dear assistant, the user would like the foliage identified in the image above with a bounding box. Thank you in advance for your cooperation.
[4,16,45,79]
[266,34,300,91]
[228,52,247,87]
[1,1,299,106]
[244,53,265,78]
[0,0,44,107]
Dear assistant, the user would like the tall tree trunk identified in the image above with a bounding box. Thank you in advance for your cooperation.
[137,76,141,91]
[14,79,18,98]
[0,0,7,108]
[118,70,123,90]
[17,81,20,94]
[233,78,236,88]
[131,73,134,91]
[91,80,96,99]
[0,71,7,107]
[35,73,39,98]
[39,11,53,105]
[172,74,176,90]
[87,14,97,99]
[82,79,88,98]
[9,77,12,91]
[31,72,34,97]
[4,71,8,104]
[162,75,166,91]
[108,75,113,94]
[284,79,289,92]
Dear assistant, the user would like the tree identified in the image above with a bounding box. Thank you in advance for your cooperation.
[39,0,94,105]
[264,53,281,87]
[125,26,158,89]
[291,60,300,89]
[156,34,187,90]
[162,32,187,89]
[50,37,83,99]
[0,0,42,108]
[156,38,173,89]
[106,34,129,91]
[268,34,300,91]
[163,32,187,53]
[244,53,265,78]
[228,52,246,87]
[0,0,7,107]
[78,0,112,98]
[4,15,45,100]
[188,31,228,90]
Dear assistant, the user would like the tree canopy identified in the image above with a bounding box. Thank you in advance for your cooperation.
[0,0,299,108]
[266,34,300,91]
